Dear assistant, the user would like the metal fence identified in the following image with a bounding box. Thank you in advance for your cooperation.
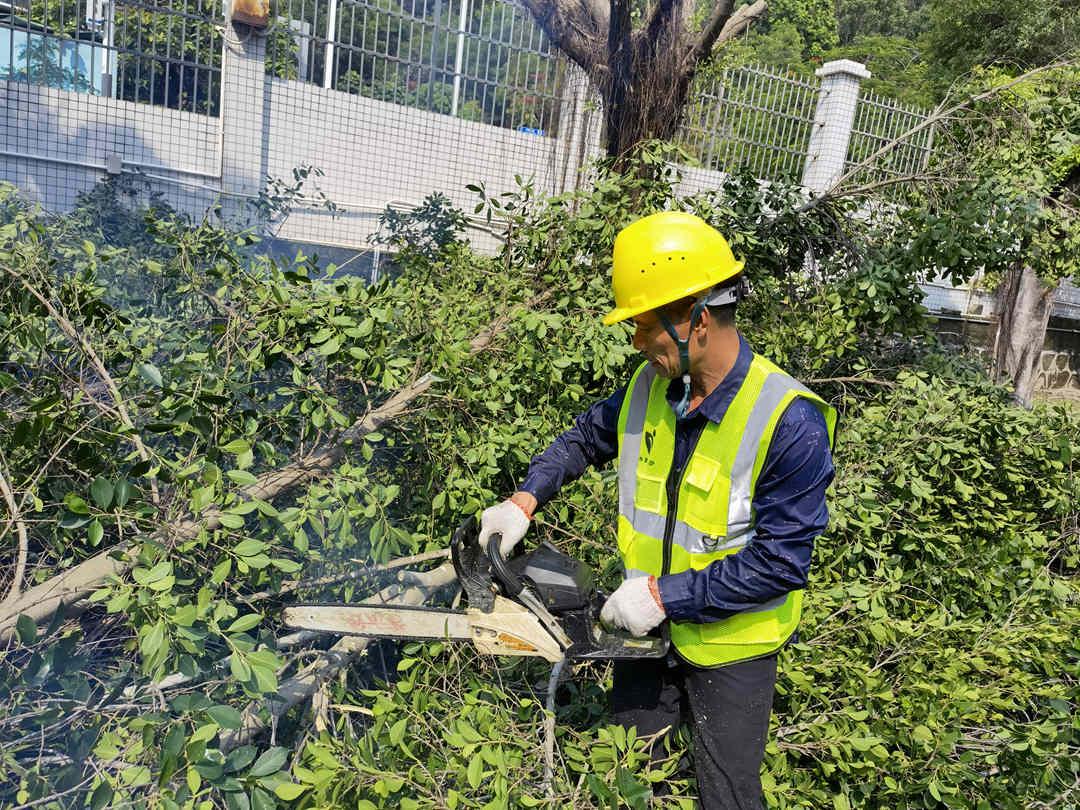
[266,0,565,134]
[0,0,222,114]
[678,64,820,184]
[845,88,935,186]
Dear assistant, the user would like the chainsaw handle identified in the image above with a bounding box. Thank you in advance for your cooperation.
[486,533,524,597]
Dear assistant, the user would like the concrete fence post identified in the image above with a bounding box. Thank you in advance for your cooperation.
[801,59,870,195]
[219,19,268,222]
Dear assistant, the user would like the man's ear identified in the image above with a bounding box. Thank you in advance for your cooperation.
[693,306,711,337]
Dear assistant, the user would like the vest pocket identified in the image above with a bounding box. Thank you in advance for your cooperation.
[634,467,667,514]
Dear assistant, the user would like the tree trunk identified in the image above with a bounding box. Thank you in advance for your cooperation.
[992,263,1057,407]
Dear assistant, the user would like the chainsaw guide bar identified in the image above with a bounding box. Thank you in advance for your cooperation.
[283,517,668,663]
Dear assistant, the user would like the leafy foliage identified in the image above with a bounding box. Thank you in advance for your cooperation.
[0,156,1077,810]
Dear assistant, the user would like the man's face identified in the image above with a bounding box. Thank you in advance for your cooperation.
[631,308,693,379]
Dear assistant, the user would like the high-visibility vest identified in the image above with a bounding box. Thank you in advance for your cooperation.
[615,354,837,668]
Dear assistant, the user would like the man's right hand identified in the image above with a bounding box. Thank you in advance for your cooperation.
[478,495,534,558]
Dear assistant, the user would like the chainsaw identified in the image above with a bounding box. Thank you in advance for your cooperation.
[282,517,668,663]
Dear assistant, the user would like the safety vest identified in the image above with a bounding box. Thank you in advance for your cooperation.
[615,354,837,668]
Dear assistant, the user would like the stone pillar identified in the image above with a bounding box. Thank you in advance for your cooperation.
[801,59,870,195]
[219,19,268,222]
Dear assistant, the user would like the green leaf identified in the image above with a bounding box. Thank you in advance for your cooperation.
[234,539,266,557]
[615,766,651,809]
[87,519,104,546]
[388,718,408,746]
[222,439,251,454]
[466,754,483,789]
[230,653,252,682]
[207,704,244,730]
[270,557,302,573]
[90,782,114,810]
[218,512,246,529]
[212,558,233,584]
[138,362,164,388]
[90,477,114,509]
[114,479,133,508]
[226,745,259,773]
[227,470,259,486]
[15,614,36,645]
[250,786,277,810]
[316,336,341,356]
[227,614,262,634]
[249,747,289,778]
[139,621,167,665]
[274,783,307,800]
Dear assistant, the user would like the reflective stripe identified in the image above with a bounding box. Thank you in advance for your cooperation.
[627,509,750,554]
[726,374,809,533]
[618,363,655,522]
[624,567,650,580]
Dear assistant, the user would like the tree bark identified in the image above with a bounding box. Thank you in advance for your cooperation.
[518,0,755,166]
[992,263,1057,407]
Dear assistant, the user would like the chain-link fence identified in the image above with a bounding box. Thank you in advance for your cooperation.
[1,0,222,114]
[678,64,820,184]
[266,0,564,134]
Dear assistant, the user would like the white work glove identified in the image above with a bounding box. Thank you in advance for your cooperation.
[478,499,531,558]
[600,576,667,636]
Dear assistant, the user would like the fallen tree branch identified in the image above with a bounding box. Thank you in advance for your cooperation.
[0,465,28,606]
[0,374,438,642]
[0,293,541,642]
[807,376,896,387]
[248,547,451,603]
[219,561,457,751]
[820,58,1079,201]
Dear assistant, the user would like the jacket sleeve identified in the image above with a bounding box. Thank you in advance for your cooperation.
[656,397,835,622]
[517,386,626,509]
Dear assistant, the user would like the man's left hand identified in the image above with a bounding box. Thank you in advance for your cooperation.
[600,576,666,636]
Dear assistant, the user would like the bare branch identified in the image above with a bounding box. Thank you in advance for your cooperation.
[715,0,766,46]
[0,465,28,606]
[517,0,599,69]
[581,0,609,37]
[828,59,1079,195]
[683,0,735,73]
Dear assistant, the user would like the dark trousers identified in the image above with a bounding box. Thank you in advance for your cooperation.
[610,653,778,810]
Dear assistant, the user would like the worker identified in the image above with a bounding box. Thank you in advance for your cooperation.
[478,211,836,809]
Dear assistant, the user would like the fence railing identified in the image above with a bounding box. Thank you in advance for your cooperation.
[678,64,820,184]
[845,88,935,186]
[1,0,221,114]
[266,0,565,134]
[1,0,940,188]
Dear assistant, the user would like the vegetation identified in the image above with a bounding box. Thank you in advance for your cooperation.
[0,148,1077,808]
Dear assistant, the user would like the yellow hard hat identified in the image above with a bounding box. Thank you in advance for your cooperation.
[602,211,744,326]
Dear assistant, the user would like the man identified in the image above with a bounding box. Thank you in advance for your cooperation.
[479,211,836,809]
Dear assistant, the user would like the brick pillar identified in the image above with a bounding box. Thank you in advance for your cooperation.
[219,20,267,222]
[801,59,870,194]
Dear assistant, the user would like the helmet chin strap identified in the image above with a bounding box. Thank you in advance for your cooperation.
[658,298,708,419]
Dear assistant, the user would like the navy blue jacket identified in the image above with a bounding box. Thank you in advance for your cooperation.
[519,336,835,623]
